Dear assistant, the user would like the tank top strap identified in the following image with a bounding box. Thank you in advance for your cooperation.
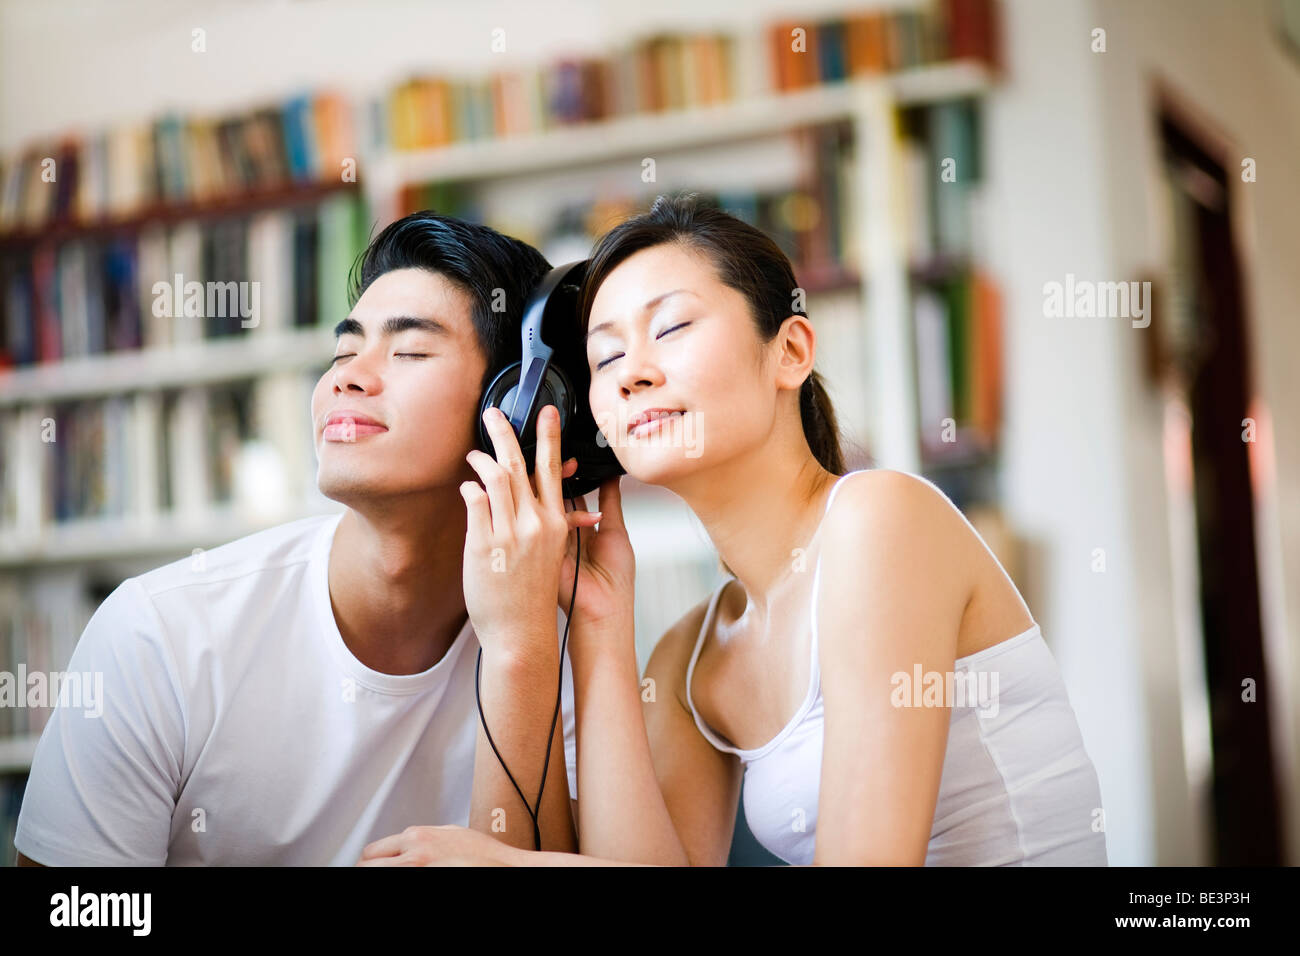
[810,469,870,665]
[687,470,870,758]
[684,577,746,756]
[821,469,869,524]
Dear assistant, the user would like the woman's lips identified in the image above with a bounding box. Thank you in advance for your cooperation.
[629,410,683,437]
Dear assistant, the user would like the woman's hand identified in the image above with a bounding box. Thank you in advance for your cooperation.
[558,475,636,635]
[356,825,522,867]
[461,404,601,660]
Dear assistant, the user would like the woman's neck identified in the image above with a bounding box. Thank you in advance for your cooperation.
[669,451,840,616]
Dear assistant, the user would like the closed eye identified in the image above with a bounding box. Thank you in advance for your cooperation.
[593,322,690,371]
[329,353,429,365]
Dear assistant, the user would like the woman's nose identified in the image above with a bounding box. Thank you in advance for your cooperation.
[616,345,666,395]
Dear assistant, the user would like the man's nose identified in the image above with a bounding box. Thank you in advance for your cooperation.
[333,352,382,393]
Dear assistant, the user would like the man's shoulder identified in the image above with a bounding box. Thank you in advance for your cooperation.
[132,510,344,602]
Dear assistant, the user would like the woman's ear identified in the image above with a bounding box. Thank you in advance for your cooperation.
[774,314,817,391]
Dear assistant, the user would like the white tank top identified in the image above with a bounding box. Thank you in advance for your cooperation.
[684,470,1109,866]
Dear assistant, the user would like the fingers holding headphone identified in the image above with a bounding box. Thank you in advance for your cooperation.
[533,404,565,514]
[563,489,602,531]
[593,476,624,534]
[459,477,493,543]
[465,445,515,541]
[479,406,532,512]
[472,403,598,540]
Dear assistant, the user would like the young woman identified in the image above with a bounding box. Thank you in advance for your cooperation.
[365,194,1108,867]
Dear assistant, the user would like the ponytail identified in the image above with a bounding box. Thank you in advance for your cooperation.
[799,370,845,476]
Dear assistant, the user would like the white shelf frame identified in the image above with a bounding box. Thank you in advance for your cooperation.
[0,326,337,408]
[0,734,39,775]
[0,499,346,569]
[363,61,992,224]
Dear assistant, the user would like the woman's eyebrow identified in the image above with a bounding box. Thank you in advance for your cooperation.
[586,288,698,341]
[333,316,452,339]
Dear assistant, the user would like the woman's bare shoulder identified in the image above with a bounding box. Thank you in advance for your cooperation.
[828,470,1032,650]
[818,469,981,610]
[827,469,974,543]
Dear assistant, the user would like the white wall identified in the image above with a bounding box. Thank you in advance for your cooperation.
[1091,0,1300,866]
[979,0,1157,865]
[984,0,1300,864]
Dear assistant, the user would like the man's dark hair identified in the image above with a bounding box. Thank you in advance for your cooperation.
[347,211,552,392]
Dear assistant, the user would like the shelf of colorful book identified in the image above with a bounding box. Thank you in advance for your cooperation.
[0,180,359,255]
[364,60,994,221]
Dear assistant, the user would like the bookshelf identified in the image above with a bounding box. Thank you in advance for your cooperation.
[0,90,369,826]
[365,67,997,466]
[362,60,992,222]
[0,2,1005,869]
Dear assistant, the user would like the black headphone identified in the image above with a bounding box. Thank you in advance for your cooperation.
[472,258,624,851]
[475,259,625,499]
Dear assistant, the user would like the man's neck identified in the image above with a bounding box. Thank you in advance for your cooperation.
[326,493,469,675]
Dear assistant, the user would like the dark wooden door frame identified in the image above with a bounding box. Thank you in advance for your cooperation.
[1155,89,1285,865]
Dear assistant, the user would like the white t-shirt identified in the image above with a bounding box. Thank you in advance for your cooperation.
[15,511,577,866]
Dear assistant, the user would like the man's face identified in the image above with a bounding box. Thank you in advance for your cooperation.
[311,267,487,503]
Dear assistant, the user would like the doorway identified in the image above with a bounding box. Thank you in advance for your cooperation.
[1158,108,1284,865]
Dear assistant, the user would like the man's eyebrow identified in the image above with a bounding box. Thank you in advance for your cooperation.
[333,316,453,339]
[586,288,697,341]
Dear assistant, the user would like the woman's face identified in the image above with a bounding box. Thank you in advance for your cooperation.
[585,242,787,486]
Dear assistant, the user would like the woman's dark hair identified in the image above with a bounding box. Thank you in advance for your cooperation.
[578,192,845,475]
[347,210,552,393]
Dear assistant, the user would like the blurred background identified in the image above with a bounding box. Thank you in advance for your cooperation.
[0,0,1297,866]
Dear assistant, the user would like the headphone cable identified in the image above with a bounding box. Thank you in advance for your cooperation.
[474,499,581,851]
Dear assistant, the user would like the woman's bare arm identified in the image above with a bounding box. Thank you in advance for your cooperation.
[813,470,974,865]
[568,600,742,866]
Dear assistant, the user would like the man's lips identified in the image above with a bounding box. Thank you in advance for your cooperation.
[323,410,388,441]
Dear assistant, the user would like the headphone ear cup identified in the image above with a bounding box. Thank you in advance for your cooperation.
[478,363,520,455]
[518,366,574,456]
[477,362,576,464]
[540,365,575,434]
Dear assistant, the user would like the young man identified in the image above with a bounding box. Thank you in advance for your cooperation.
[15,212,581,865]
